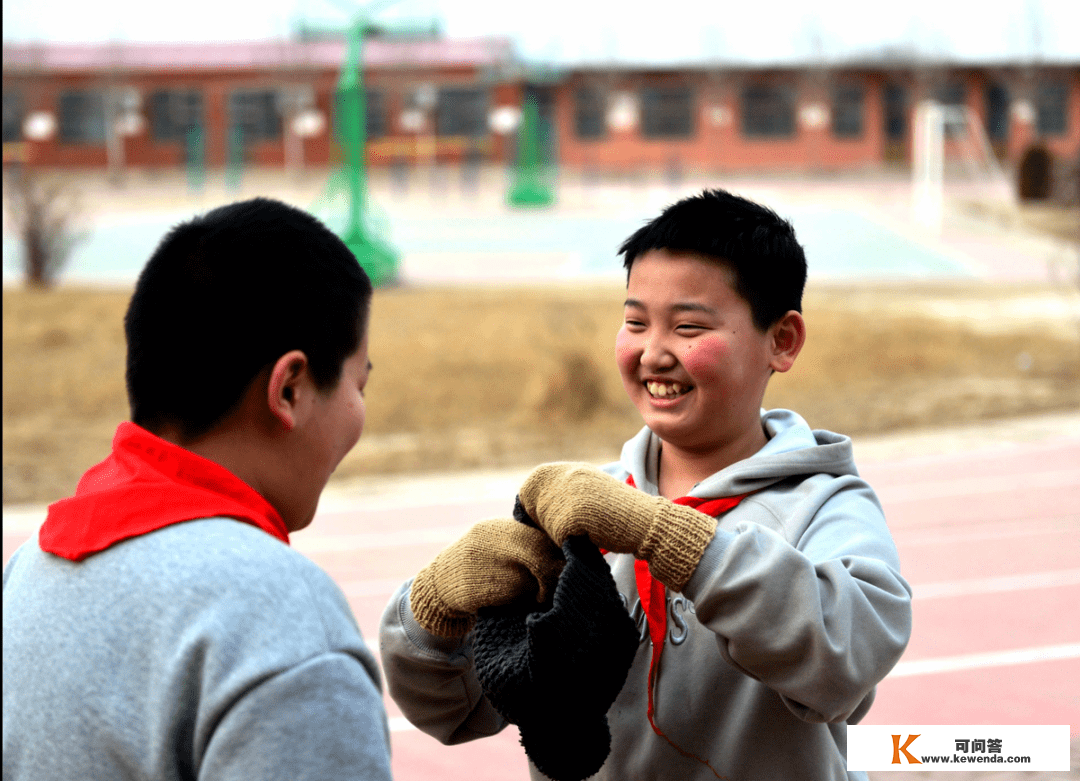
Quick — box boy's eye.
[676,324,705,333]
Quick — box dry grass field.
[4,281,1079,506]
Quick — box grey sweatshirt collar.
[617,408,859,499]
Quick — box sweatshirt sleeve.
[378,580,509,744]
[681,475,912,725]
[199,651,392,781]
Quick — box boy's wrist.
[409,566,475,638]
[640,502,718,592]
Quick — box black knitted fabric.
[473,498,639,781]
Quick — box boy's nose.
[639,335,678,371]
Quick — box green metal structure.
[507,96,555,207]
[185,127,204,193]
[332,6,400,286]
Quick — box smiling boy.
[3,198,394,781]
[380,189,912,780]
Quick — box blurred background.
[3,1,1080,778]
[4,0,1079,501]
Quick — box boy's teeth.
[647,381,687,397]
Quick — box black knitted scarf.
[473,498,639,781]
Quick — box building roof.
[1,37,516,73]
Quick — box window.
[935,80,967,139]
[1036,81,1068,136]
[640,86,694,139]
[3,91,24,142]
[149,90,203,142]
[435,88,488,137]
[935,80,966,106]
[366,89,386,139]
[58,90,106,144]
[883,83,907,141]
[741,84,795,138]
[984,83,1010,141]
[229,90,282,142]
[574,87,606,140]
[831,84,864,138]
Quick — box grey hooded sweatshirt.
[3,518,393,781]
[379,409,912,781]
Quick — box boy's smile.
[644,379,692,399]
[616,249,799,466]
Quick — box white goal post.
[912,99,1013,232]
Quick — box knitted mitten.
[518,462,717,592]
[473,499,639,781]
[410,518,565,638]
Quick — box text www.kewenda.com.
[919,754,1033,764]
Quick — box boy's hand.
[518,462,717,592]
[409,518,565,638]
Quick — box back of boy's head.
[618,189,806,331]
[125,197,372,440]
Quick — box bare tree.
[4,163,85,288]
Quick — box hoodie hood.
[611,409,859,499]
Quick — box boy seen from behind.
[380,189,913,781]
[4,198,394,780]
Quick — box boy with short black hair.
[380,189,912,780]
[4,198,393,780]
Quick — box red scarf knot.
[39,422,289,561]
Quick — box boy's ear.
[768,310,806,373]
[267,350,311,431]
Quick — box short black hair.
[618,189,806,331]
[125,197,372,440]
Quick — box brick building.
[3,38,1078,180]
[1,37,520,170]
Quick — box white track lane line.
[913,568,1080,600]
[889,643,1080,678]
[876,469,1080,504]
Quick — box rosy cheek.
[614,327,639,373]
[681,334,725,378]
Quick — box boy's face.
[289,333,371,531]
[615,250,778,455]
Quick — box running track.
[3,420,1078,778]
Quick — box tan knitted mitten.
[409,518,565,638]
[517,462,717,592]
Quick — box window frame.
[149,89,205,143]
[740,83,796,139]
[435,87,489,138]
[228,89,283,143]
[639,85,695,140]
[1035,81,1068,136]
[574,86,607,140]
[831,83,865,139]
[57,89,106,145]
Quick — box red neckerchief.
[625,475,749,748]
[39,422,289,561]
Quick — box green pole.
[186,126,204,193]
[508,95,554,207]
[334,14,399,286]
[339,18,366,237]
[227,123,244,191]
